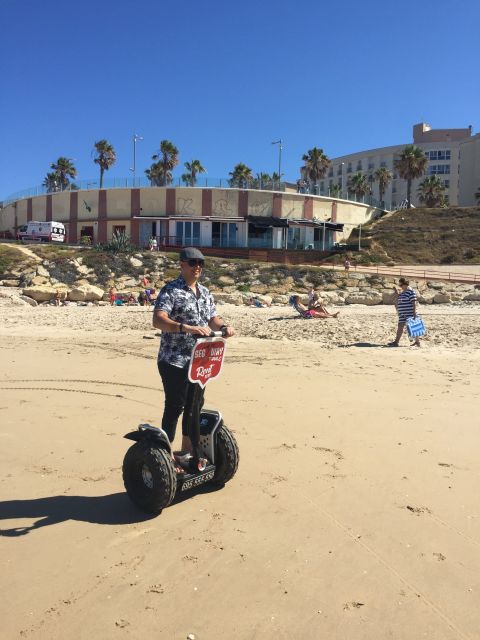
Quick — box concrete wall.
[0,187,380,243]
[459,134,480,207]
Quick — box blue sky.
[1,0,479,199]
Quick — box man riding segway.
[152,247,235,470]
[122,248,239,514]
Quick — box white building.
[313,123,478,208]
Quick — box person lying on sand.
[290,295,339,319]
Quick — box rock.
[76,264,91,275]
[36,265,50,278]
[418,292,435,304]
[212,292,244,305]
[19,295,38,307]
[381,290,397,305]
[272,294,289,304]
[433,292,451,304]
[31,276,49,286]
[218,275,236,286]
[129,257,143,268]
[345,290,382,305]
[463,292,480,301]
[22,285,59,302]
[68,284,105,302]
[427,281,444,290]
[249,284,269,294]
[2,280,20,287]
[321,291,343,305]
[122,278,138,287]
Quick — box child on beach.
[109,286,117,306]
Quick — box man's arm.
[208,315,235,338]
[153,310,211,336]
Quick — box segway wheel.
[122,442,176,514]
[212,424,239,486]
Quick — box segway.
[122,332,239,514]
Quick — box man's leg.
[158,361,189,443]
[391,321,405,346]
[181,382,206,455]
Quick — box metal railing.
[2,176,288,206]
[3,177,390,210]
[323,263,480,284]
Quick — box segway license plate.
[188,337,226,389]
[178,464,216,492]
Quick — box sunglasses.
[187,259,205,267]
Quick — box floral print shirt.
[154,276,217,368]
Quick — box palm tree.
[229,163,253,188]
[417,176,446,207]
[329,184,342,198]
[151,140,179,186]
[373,167,393,207]
[93,139,116,188]
[348,172,370,200]
[271,172,281,189]
[182,159,206,186]
[394,145,428,206]
[145,161,167,186]
[302,147,330,192]
[254,172,272,189]
[50,157,77,190]
[43,172,60,193]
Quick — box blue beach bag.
[406,316,426,338]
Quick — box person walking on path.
[388,277,421,347]
[344,257,351,272]
[153,247,235,467]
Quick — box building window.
[347,162,352,173]
[328,168,333,177]
[113,225,126,235]
[356,161,362,171]
[337,166,342,176]
[176,221,200,246]
[380,161,387,168]
[425,150,451,160]
[443,179,450,188]
[428,165,450,175]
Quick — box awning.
[288,219,344,231]
[247,215,289,228]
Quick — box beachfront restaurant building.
[1,184,381,255]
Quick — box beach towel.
[406,316,426,338]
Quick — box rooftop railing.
[2,177,389,211]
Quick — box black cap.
[179,247,205,261]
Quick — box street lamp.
[271,139,283,188]
[130,134,143,184]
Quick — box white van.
[17,221,66,243]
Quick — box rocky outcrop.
[22,285,63,302]
[68,284,105,302]
[345,290,382,305]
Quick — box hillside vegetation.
[355,206,480,264]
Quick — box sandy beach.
[1,301,480,639]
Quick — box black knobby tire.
[122,442,176,514]
[212,424,240,486]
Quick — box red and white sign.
[188,337,227,389]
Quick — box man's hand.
[222,326,235,338]
[185,324,212,336]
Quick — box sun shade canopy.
[248,216,343,231]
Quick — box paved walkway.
[323,263,480,284]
